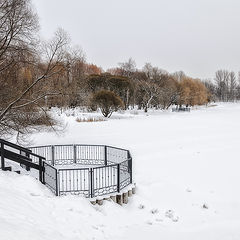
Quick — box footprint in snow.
[172,216,179,222]
[202,203,209,209]
[165,210,174,218]
[138,204,145,209]
[165,210,179,222]
[30,193,40,197]
[146,221,153,225]
[150,208,159,214]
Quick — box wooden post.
[123,192,128,204]
[26,152,30,171]
[110,195,117,203]
[116,194,122,205]
[42,161,45,184]
[90,199,96,205]
[97,199,103,205]
[128,189,133,197]
[1,142,5,169]
[39,158,43,183]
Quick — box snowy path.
[1,103,240,240]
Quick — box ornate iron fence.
[172,107,191,112]
[29,145,132,198]
[43,161,58,196]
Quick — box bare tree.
[136,64,166,112]
[215,70,230,101]
[229,71,236,101]
[172,71,186,82]
[116,58,136,108]
[118,57,136,78]
[158,77,179,109]
[0,0,38,74]
[236,72,240,100]
[0,28,70,138]
[203,80,217,102]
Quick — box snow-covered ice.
[1,103,240,240]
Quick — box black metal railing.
[29,145,106,166]
[29,144,133,198]
[58,167,90,197]
[43,161,58,195]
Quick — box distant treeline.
[43,59,240,112]
[203,70,240,102]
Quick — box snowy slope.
[1,103,240,240]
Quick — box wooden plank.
[0,149,40,170]
[0,139,32,153]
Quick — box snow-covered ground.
[1,103,240,240]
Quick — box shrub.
[90,90,124,118]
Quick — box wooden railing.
[0,139,45,183]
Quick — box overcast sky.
[32,0,240,79]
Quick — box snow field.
[1,103,240,239]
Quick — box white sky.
[32,0,240,79]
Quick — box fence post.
[42,161,45,184]
[127,150,131,171]
[26,152,30,171]
[90,168,94,198]
[117,164,120,192]
[129,158,132,184]
[39,157,43,183]
[73,144,77,163]
[19,150,30,171]
[1,142,5,169]
[104,146,107,166]
[56,170,59,196]
[51,145,55,166]
[127,151,132,184]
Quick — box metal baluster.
[51,145,54,166]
